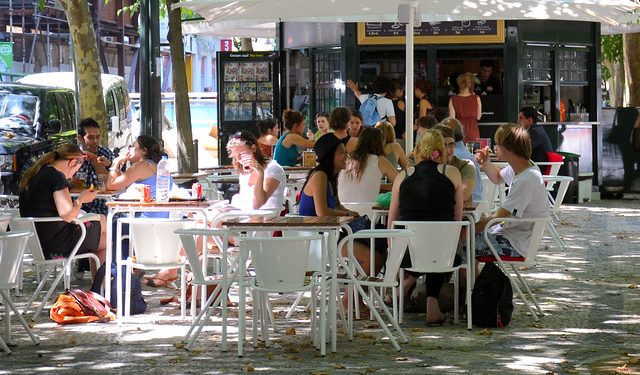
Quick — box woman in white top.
[338,127,398,203]
[227,131,286,212]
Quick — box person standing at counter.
[449,72,482,142]
[414,79,435,120]
[389,79,406,141]
[346,76,396,126]
[475,59,502,95]
[518,106,553,162]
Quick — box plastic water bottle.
[155,156,170,203]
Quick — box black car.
[0,83,77,194]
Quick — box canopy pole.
[404,2,417,154]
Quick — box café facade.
[279,20,602,193]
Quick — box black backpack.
[90,264,147,315]
[471,262,514,328]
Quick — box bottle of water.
[155,156,170,203]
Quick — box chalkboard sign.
[358,20,504,45]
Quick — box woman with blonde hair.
[375,120,408,170]
[448,72,482,142]
[19,144,106,278]
[387,129,463,325]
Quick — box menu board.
[358,20,504,45]
[222,59,273,121]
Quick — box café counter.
[478,121,600,177]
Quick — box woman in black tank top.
[387,129,463,325]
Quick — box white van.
[18,72,132,151]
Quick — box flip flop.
[143,276,178,290]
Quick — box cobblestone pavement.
[1,196,639,374]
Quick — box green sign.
[0,42,14,73]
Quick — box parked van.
[18,72,132,151]
[0,83,77,193]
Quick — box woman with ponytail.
[19,144,106,277]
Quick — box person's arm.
[346,80,363,99]
[394,143,408,170]
[53,188,97,222]
[475,146,503,185]
[444,166,464,221]
[419,98,432,118]
[448,98,456,119]
[246,162,282,209]
[387,170,406,228]
[378,156,398,183]
[306,171,353,217]
[475,207,510,233]
[284,133,315,149]
[476,95,482,120]
[107,161,149,191]
[460,160,477,203]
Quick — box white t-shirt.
[338,154,382,203]
[358,94,395,121]
[492,164,549,258]
[232,159,286,211]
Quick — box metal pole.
[9,0,13,43]
[405,2,416,153]
[139,0,161,139]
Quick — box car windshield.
[0,92,38,136]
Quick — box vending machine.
[217,51,280,164]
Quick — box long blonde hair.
[414,129,446,164]
[20,144,83,191]
[375,120,396,145]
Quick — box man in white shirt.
[474,123,549,260]
[346,76,396,126]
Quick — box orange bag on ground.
[50,289,115,324]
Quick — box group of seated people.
[19,105,549,325]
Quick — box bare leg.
[426,296,446,324]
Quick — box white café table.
[221,215,353,355]
[104,199,222,322]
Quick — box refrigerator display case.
[217,51,280,164]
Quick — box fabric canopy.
[176,0,639,27]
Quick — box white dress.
[231,159,286,211]
[338,154,382,203]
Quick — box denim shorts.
[474,232,525,262]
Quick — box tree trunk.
[59,0,107,145]
[612,61,625,107]
[240,38,254,51]
[623,32,640,106]
[166,0,196,173]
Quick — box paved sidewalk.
[1,196,640,374]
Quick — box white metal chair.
[482,217,549,322]
[341,202,376,220]
[0,231,39,354]
[336,229,413,351]
[237,234,326,357]
[10,214,102,319]
[124,218,193,319]
[175,228,232,351]
[393,221,471,328]
[541,175,573,250]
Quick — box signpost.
[0,42,14,73]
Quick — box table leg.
[328,230,337,353]
[105,210,115,303]
[116,216,124,324]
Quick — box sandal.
[143,276,178,290]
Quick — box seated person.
[338,127,397,203]
[256,118,280,158]
[312,112,331,140]
[76,117,114,216]
[474,123,549,261]
[107,135,174,287]
[348,111,364,138]
[432,124,477,207]
[329,107,358,153]
[414,114,438,148]
[440,118,483,202]
[227,131,286,211]
[19,144,106,278]
[274,109,315,167]
[387,130,463,325]
[518,106,553,162]
[375,120,408,170]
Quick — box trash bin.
[558,151,580,204]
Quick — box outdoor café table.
[221,215,353,354]
[370,202,478,330]
[70,189,122,201]
[104,199,219,323]
[171,171,211,185]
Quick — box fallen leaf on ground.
[396,357,408,361]
[333,364,346,369]
[285,327,296,335]
[244,364,255,372]
[478,329,492,336]
[629,357,639,364]
[628,284,638,289]
[363,323,379,329]
[174,342,185,349]
[616,364,629,373]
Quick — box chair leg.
[4,300,10,344]
[546,222,565,251]
[371,286,408,343]
[0,290,39,346]
[265,297,277,333]
[0,335,10,354]
[184,284,226,351]
[251,290,259,348]
[180,265,186,319]
[399,269,404,324]
[453,270,459,324]
[494,262,539,322]
[22,265,54,315]
[261,292,271,348]
[285,292,305,319]
[238,276,246,357]
[354,283,401,350]
[125,264,132,319]
[511,265,543,316]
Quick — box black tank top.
[398,160,455,221]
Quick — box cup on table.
[96,174,108,192]
[71,172,87,190]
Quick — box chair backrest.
[393,221,466,273]
[175,228,229,283]
[0,231,32,288]
[0,213,13,232]
[283,214,325,271]
[10,217,46,263]
[240,235,322,292]
[128,218,193,265]
[542,175,573,212]
[520,218,548,262]
[342,202,376,220]
[544,152,565,175]
[476,175,498,216]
